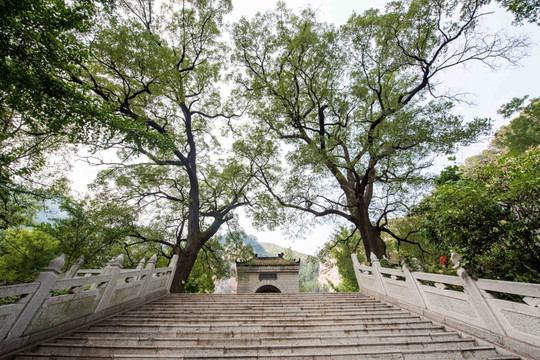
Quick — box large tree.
[72,0,260,292]
[232,0,526,260]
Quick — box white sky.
[70,0,540,256]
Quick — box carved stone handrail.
[0,253,179,357]
[351,252,540,359]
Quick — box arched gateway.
[255,285,281,293]
[236,254,300,293]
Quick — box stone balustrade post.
[140,254,157,297]
[59,256,85,279]
[7,254,65,340]
[129,258,146,282]
[350,254,364,291]
[166,254,179,292]
[451,252,506,335]
[401,260,427,309]
[94,254,124,312]
[135,258,146,271]
[370,253,387,296]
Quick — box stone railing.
[0,253,178,357]
[352,252,540,359]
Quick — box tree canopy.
[232,0,526,261]
[0,0,537,292]
[403,96,540,282]
[69,0,265,292]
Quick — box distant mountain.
[258,242,308,261]
[240,236,308,260]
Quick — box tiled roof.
[236,256,300,266]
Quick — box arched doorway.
[255,285,281,293]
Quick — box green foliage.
[496,96,540,154]
[435,165,461,186]
[0,229,60,285]
[36,196,143,269]
[231,0,520,259]
[414,148,540,283]
[318,227,366,292]
[491,0,540,24]
[298,257,328,293]
[184,236,254,293]
[0,0,113,230]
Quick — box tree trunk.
[169,104,202,294]
[352,198,386,262]
[169,243,199,293]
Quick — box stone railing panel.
[476,278,540,298]
[0,283,40,340]
[411,271,464,286]
[417,283,480,325]
[380,277,411,304]
[351,252,540,359]
[488,298,540,347]
[54,274,111,290]
[24,288,103,335]
[0,253,179,358]
[377,266,411,303]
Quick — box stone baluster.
[7,254,65,340]
[370,253,388,296]
[59,256,85,279]
[350,254,364,291]
[136,258,146,271]
[166,254,179,292]
[132,257,146,282]
[94,254,124,312]
[401,260,427,309]
[140,255,157,297]
[451,252,506,335]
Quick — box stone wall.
[236,265,300,293]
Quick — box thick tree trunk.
[351,198,386,262]
[169,243,199,293]
[169,104,202,294]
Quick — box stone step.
[14,348,521,360]
[111,311,412,323]
[126,309,398,318]
[97,316,421,328]
[136,303,393,311]
[147,301,386,309]
[22,338,489,357]
[74,323,448,338]
[85,319,447,333]
[12,293,521,360]
[56,331,463,346]
[156,294,378,304]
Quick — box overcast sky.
[70,0,540,256]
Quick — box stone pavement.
[12,292,522,359]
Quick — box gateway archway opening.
[255,285,281,293]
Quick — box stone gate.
[235,254,300,293]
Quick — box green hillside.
[258,242,308,261]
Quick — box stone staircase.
[14,293,520,359]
